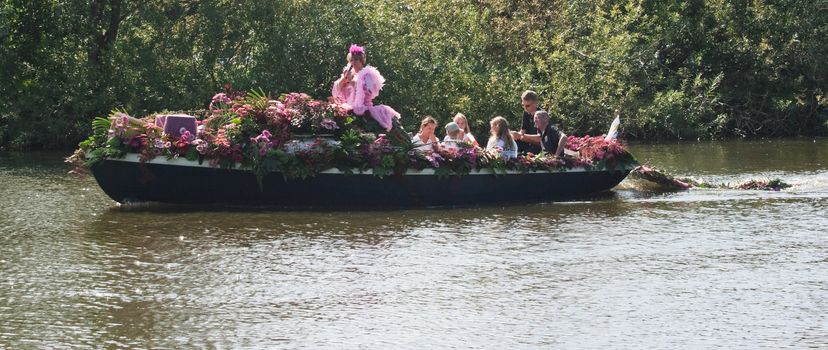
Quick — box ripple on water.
[1,148,828,348]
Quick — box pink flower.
[349,44,365,55]
[179,128,195,141]
[250,130,276,157]
[210,93,232,111]
[212,93,230,103]
[194,139,208,155]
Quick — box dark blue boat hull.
[91,158,632,208]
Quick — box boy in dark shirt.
[517,90,542,154]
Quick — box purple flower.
[180,129,195,141]
[250,130,276,157]
[425,153,444,168]
[194,140,208,155]
[115,112,130,125]
[251,130,273,144]
[320,118,339,130]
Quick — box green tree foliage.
[1,0,826,149]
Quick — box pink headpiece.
[349,44,365,55]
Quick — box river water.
[1,139,827,349]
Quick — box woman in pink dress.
[332,45,401,132]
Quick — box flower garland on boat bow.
[68,90,638,182]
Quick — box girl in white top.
[453,113,479,147]
[411,116,439,152]
[486,116,518,159]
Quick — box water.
[1,139,827,349]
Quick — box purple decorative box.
[159,114,197,138]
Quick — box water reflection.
[629,138,828,174]
[1,142,828,348]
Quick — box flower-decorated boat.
[68,90,639,208]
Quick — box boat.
[71,91,639,208]
[90,153,635,208]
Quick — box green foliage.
[243,89,271,111]
[68,116,127,169]
[3,0,827,150]
[91,117,112,140]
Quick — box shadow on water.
[105,189,622,213]
[87,190,632,236]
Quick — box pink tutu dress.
[332,66,400,131]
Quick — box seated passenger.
[442,122,464,151]
[486,116,518,159]
[412,116,439,152]
[452,113,479,147]
[512,110,566,157]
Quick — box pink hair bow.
[349,44,365,55]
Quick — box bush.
[2,0,826,150]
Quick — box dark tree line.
[1,0,826,150]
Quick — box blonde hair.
[453,113,471,134]
[419,116,438,133]
[489,116,515,151]
[346,51,366,65]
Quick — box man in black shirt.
[517,90,542,154]
[513,110,567,157]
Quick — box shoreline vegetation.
[2,1,827,151]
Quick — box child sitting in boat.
[412,116,439,152]
[453,113,479,147]
[486,116,518,159]
[442,122,464,151]
[331,44,400,132]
